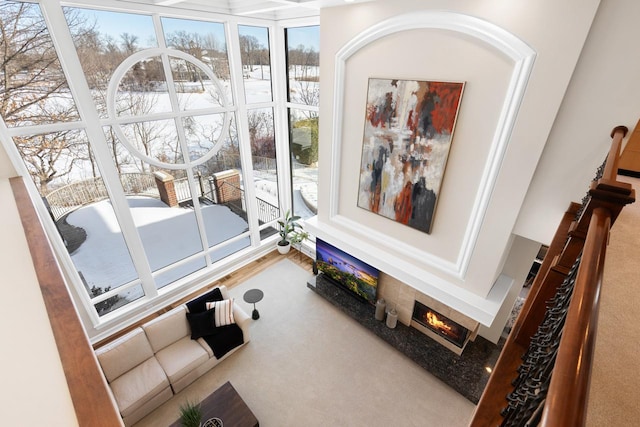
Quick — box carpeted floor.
[134,177,639,426]
[134,258,474,427]
[586,175,640,426]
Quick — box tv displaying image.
[315,238,379,305]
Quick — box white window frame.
[0,0,309,339]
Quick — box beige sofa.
[95,285,251,426]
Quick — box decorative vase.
[277,241,291,254]
[375,298,386,321]
[386,308,398,329]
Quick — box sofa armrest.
[233,302,251,343]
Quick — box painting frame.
[357,78,465,234]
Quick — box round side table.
[243,289,264,320]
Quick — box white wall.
[0,139,16,179]
[0,179,78,426]
[311,0,600,327]
[515,0,640,240]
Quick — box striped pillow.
[206,299,235,327]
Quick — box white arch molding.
[327,10,536,280]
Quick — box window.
[285,26,319,220]
[238,25,280,240]
[0,2,291,324]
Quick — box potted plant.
[277,209,301,254]
[179,400,202,427]
[289,229,309,247]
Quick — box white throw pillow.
[206,299,235,327]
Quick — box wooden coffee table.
[170,382,259,427]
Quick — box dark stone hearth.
[307,274,504,404]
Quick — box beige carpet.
[586,175,640,426]
[134,258,474,427]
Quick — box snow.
[67,196,250,298]
[36,64,319,302]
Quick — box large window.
[238,25,280,241]
[285,26,319,220]
[0,1,296,326]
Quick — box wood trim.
[541,207,610,426]
[10,177,123,427]
[511,202,581,347]
[471,127,636,426]
[469,203,578,426]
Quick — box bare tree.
[166,30,209,91]
[0,2,78,126]
[286,44,319,107]
[0,3,100,193]
[239,34,261,74]
[202,33,229,80]
[117,91,168,172]
[120,32,138,55]
[248,109,275,158]
[14,130,89,193]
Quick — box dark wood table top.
[170,382,259,427]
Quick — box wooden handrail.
[471,126,635,426]
[541,207,609,426]
[10,177,123,427]
[470,203,579,426]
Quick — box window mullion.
[226,20,260,247]
[39,1,158,307]
[153,14,213,265]
[272,23,293,214]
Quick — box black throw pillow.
[186,287,223,313]
[186,308,216,340]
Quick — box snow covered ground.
[58,66,319,303]
[67,196,250,300]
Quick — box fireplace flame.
[426,311,453,333]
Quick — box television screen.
[315,238,379,305]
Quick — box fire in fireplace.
[412,301,470,348]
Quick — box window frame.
[0,0,318,340]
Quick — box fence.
[212,180,280,225]
[46,173,158,220]
[46,167,280,225]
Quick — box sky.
[69,7,319,51]
[286,25,320,51]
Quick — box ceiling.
[127,0,373,20]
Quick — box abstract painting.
[357,78,464,234]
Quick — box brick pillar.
[154,171,178,207]
[213,169,241,203]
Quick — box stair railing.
[471,126,635,426]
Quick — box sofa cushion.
[207,299,235,327]
[154,336,209,385]
[186,308,217,339]
[143,306,190,353]
[186,287,223,313]
[96,328,154,383]
[109,357,170,418]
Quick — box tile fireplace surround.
[307,273,503,403]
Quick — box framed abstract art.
[357,78,464,234]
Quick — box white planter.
[277,242,291,254]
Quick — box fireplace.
[411,300,477,354]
